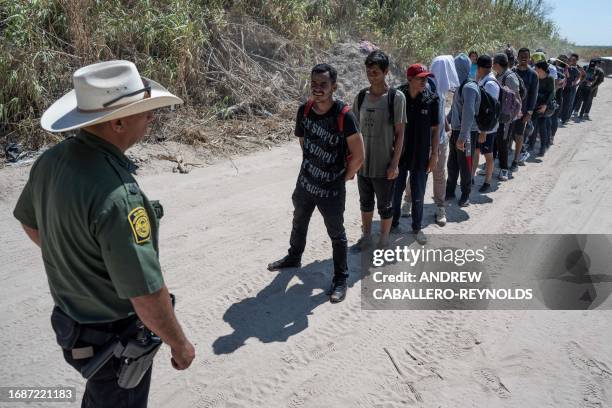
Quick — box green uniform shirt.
[13,130,164,323]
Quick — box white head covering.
[430,55,460,97]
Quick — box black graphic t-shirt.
[294,100,359,198]
[398,86,439,171]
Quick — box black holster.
[115,334,162,389]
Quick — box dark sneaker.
[267,256,301,271]
[510,162,519,172]
[458,193,470,207]
[390,224,403,234]
[478,182,491,193]
[352,234,372,252]
[330,281,347,303]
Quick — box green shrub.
[1,0,575,151]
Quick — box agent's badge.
[128,207,151,244]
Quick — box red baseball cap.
[406,64,434,78]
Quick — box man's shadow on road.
[212,253,367,355]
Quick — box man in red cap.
[392,64,440,244]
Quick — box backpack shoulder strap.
[336,101,352,134]
[480,75,499,87]
[458,79,472,97]
[500,69,511,86]
[421,87,438,104]
[357,88,368,112]
[388,87,397,124]
[303,99,315,118]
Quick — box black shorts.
[476,132,496,154]
[357,175,395,219]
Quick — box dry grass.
[1,0,576,161]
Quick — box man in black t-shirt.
[268,63,365,304]
[392,64,440,244]
[561,53,583,123]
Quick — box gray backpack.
[498,70,522,123]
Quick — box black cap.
[534,61,549,71]
[477,54,493,68]
[494,53,509,67]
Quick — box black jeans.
[579,86,595,116]
[446,130,475,197]
[392,163,428,231]
[529,115,550,154]
[551,88,563,138]
[561,86,577,122]
[495,122,511,170]
[573,86,584,113]
[52,315,152,408]
[288,184,348,282]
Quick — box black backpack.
[356,87,397,125]
[459,78,500,132]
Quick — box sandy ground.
[1,81,612,408]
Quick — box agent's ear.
[109,118,125,133]
[332,82,338,93]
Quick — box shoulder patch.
[128,207,151,244]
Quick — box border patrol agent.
[13,61,195,407]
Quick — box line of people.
[268,47,605,304]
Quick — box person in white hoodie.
[429,55,459,225]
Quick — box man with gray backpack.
[493,52,523,181]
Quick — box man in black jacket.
[392,64,439,245]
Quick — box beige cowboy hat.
[41,60,183,132]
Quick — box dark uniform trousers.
[579,86,595,116]
[287,184,348,283]
[561,85,577,122]
[54,317,152,408]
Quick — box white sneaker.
[498,169,509,181]
[477,168,487,176]
[519,151,530,162]
[435,206,447,226]
[401,201,411,217]
[414,230,428,245]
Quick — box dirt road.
[1,82,611,407]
